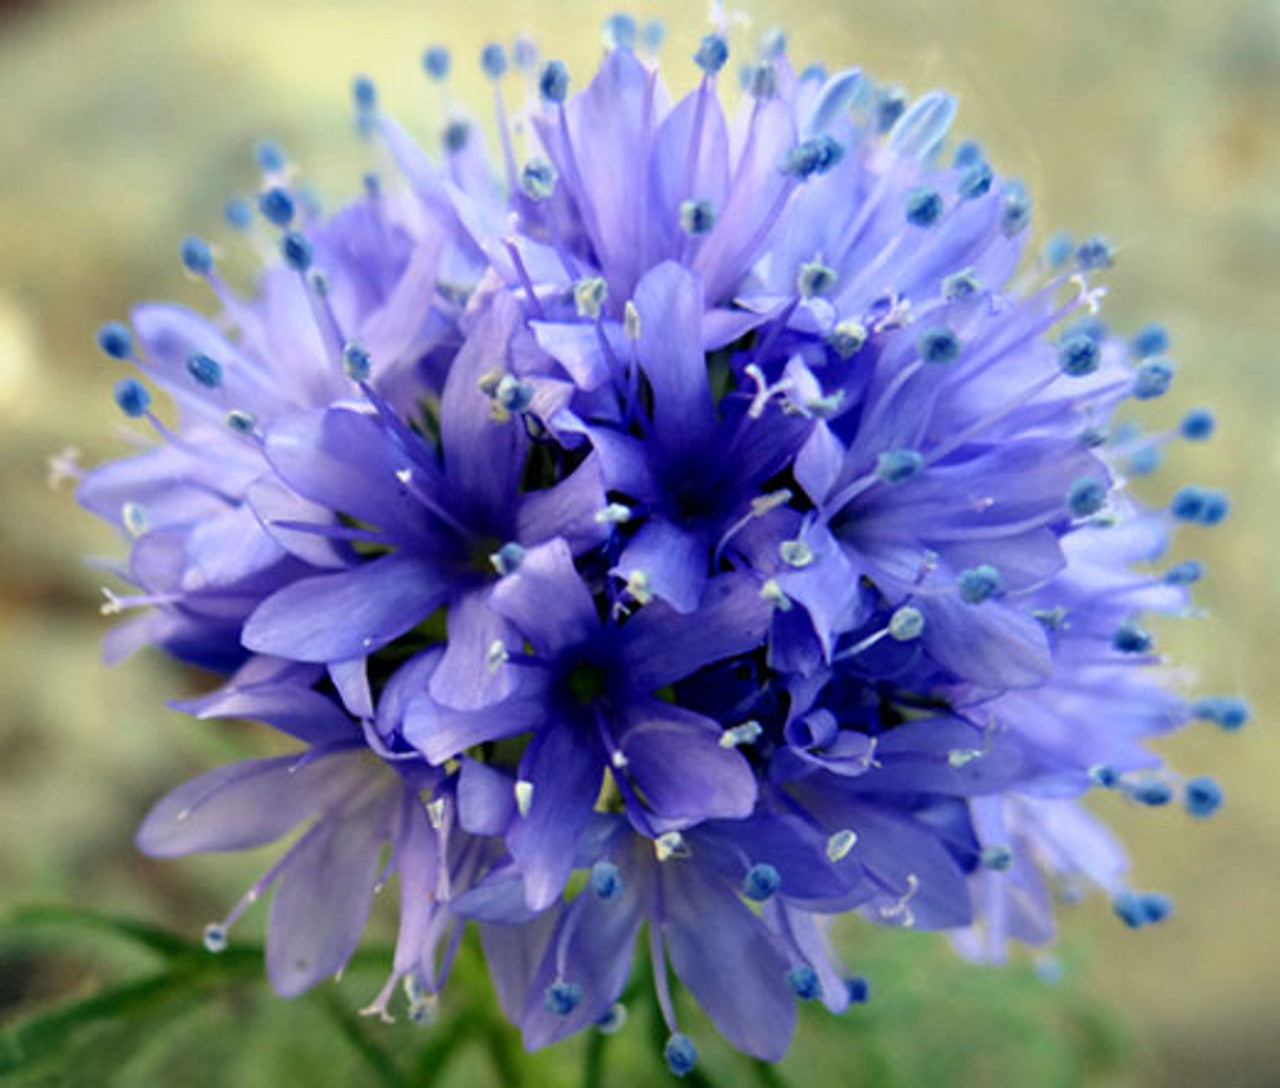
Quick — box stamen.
[514,779,534,818]
[760,578,792,611]
[590,860,623,899]
[654,831,688,861]
[719,720,763,748]
[827,828,858,861]
[1183,776,1223,818]
[96,321,133,361]
[664,1034,698,1078]
[786,964,822,1001]
[743,862,781,902]
[544,979,584,1016]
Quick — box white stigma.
[426,797,447,830]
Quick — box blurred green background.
[1,1,1278,1085]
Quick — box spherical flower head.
[75,19,1239,1071]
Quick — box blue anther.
[1076,235,1114,271]
[254,139,287,173]
[1180,408,1215,441]
[1131,323,1169,358]
[521,159,557,201]
[876,449,925,484]
[1066,476,1108,517]
[1170,486,1230,526]
[186,352,223,389]
[918,326,961,364]
[874,86,906,132]
[746,62,779,100]
[942,267,980,300]
[443,120,471,153]
[1183,776,1223,819]
[958,564,1002,604]
[1058,332,1100,377]
[1126,777,1173,806]
[113,378,151,418]
[1133,357,1174,400]
[1089,764,1120,788]
[787,964,823,1001]
[590,860,623,899]
[180,236,213,276]
[223,197,253,232]
[1163,560,1203,586]
[798,260,838,297]
[280,230,313,272]
[96,321,133,360]
[491,541,527,575]
[257,186,295,228]
[1192,695,1249,731]
[1114,890,1171,928]
[952,139,983,167]
[781,135,845,179]
[422,46,451,81]
[342,342,372,382]
[664,1034,698,1077]
[352,75,378,113]
[694,33,729,75]
[679,199,716,236]
[512,36,538,70]
[846,976,871,1004]
[641,19,666,52]
[905,186,944,227]
[539,60,570,103]
[1000,179,1031,235]
[1044,231,1074,269]
[957,160,993,200]
[544,980,584,1016]
[603,13,637,49]
[743,862,782,903]
[480,42,508,78]
[1113,621,1154,654]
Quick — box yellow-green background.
[1,1,1277,1085]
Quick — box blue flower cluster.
[78,17,1245,1071]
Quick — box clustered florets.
[75,14,1244,1072]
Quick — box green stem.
[581,1027,609,1088]
[484,1017,525,1086]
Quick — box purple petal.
[619,701,756,826]
[632,262,714,451]
[403,674,550,765]
[266,789,397,996]
[614,518,708,614]
[624,573,772,690]
[242,554,451,663]
[490,538,599,654]
[430,589,519,710]
[135,751,371,857]
[515,454,609,555]
[508,724,604,911]
[663,865,796,1061]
